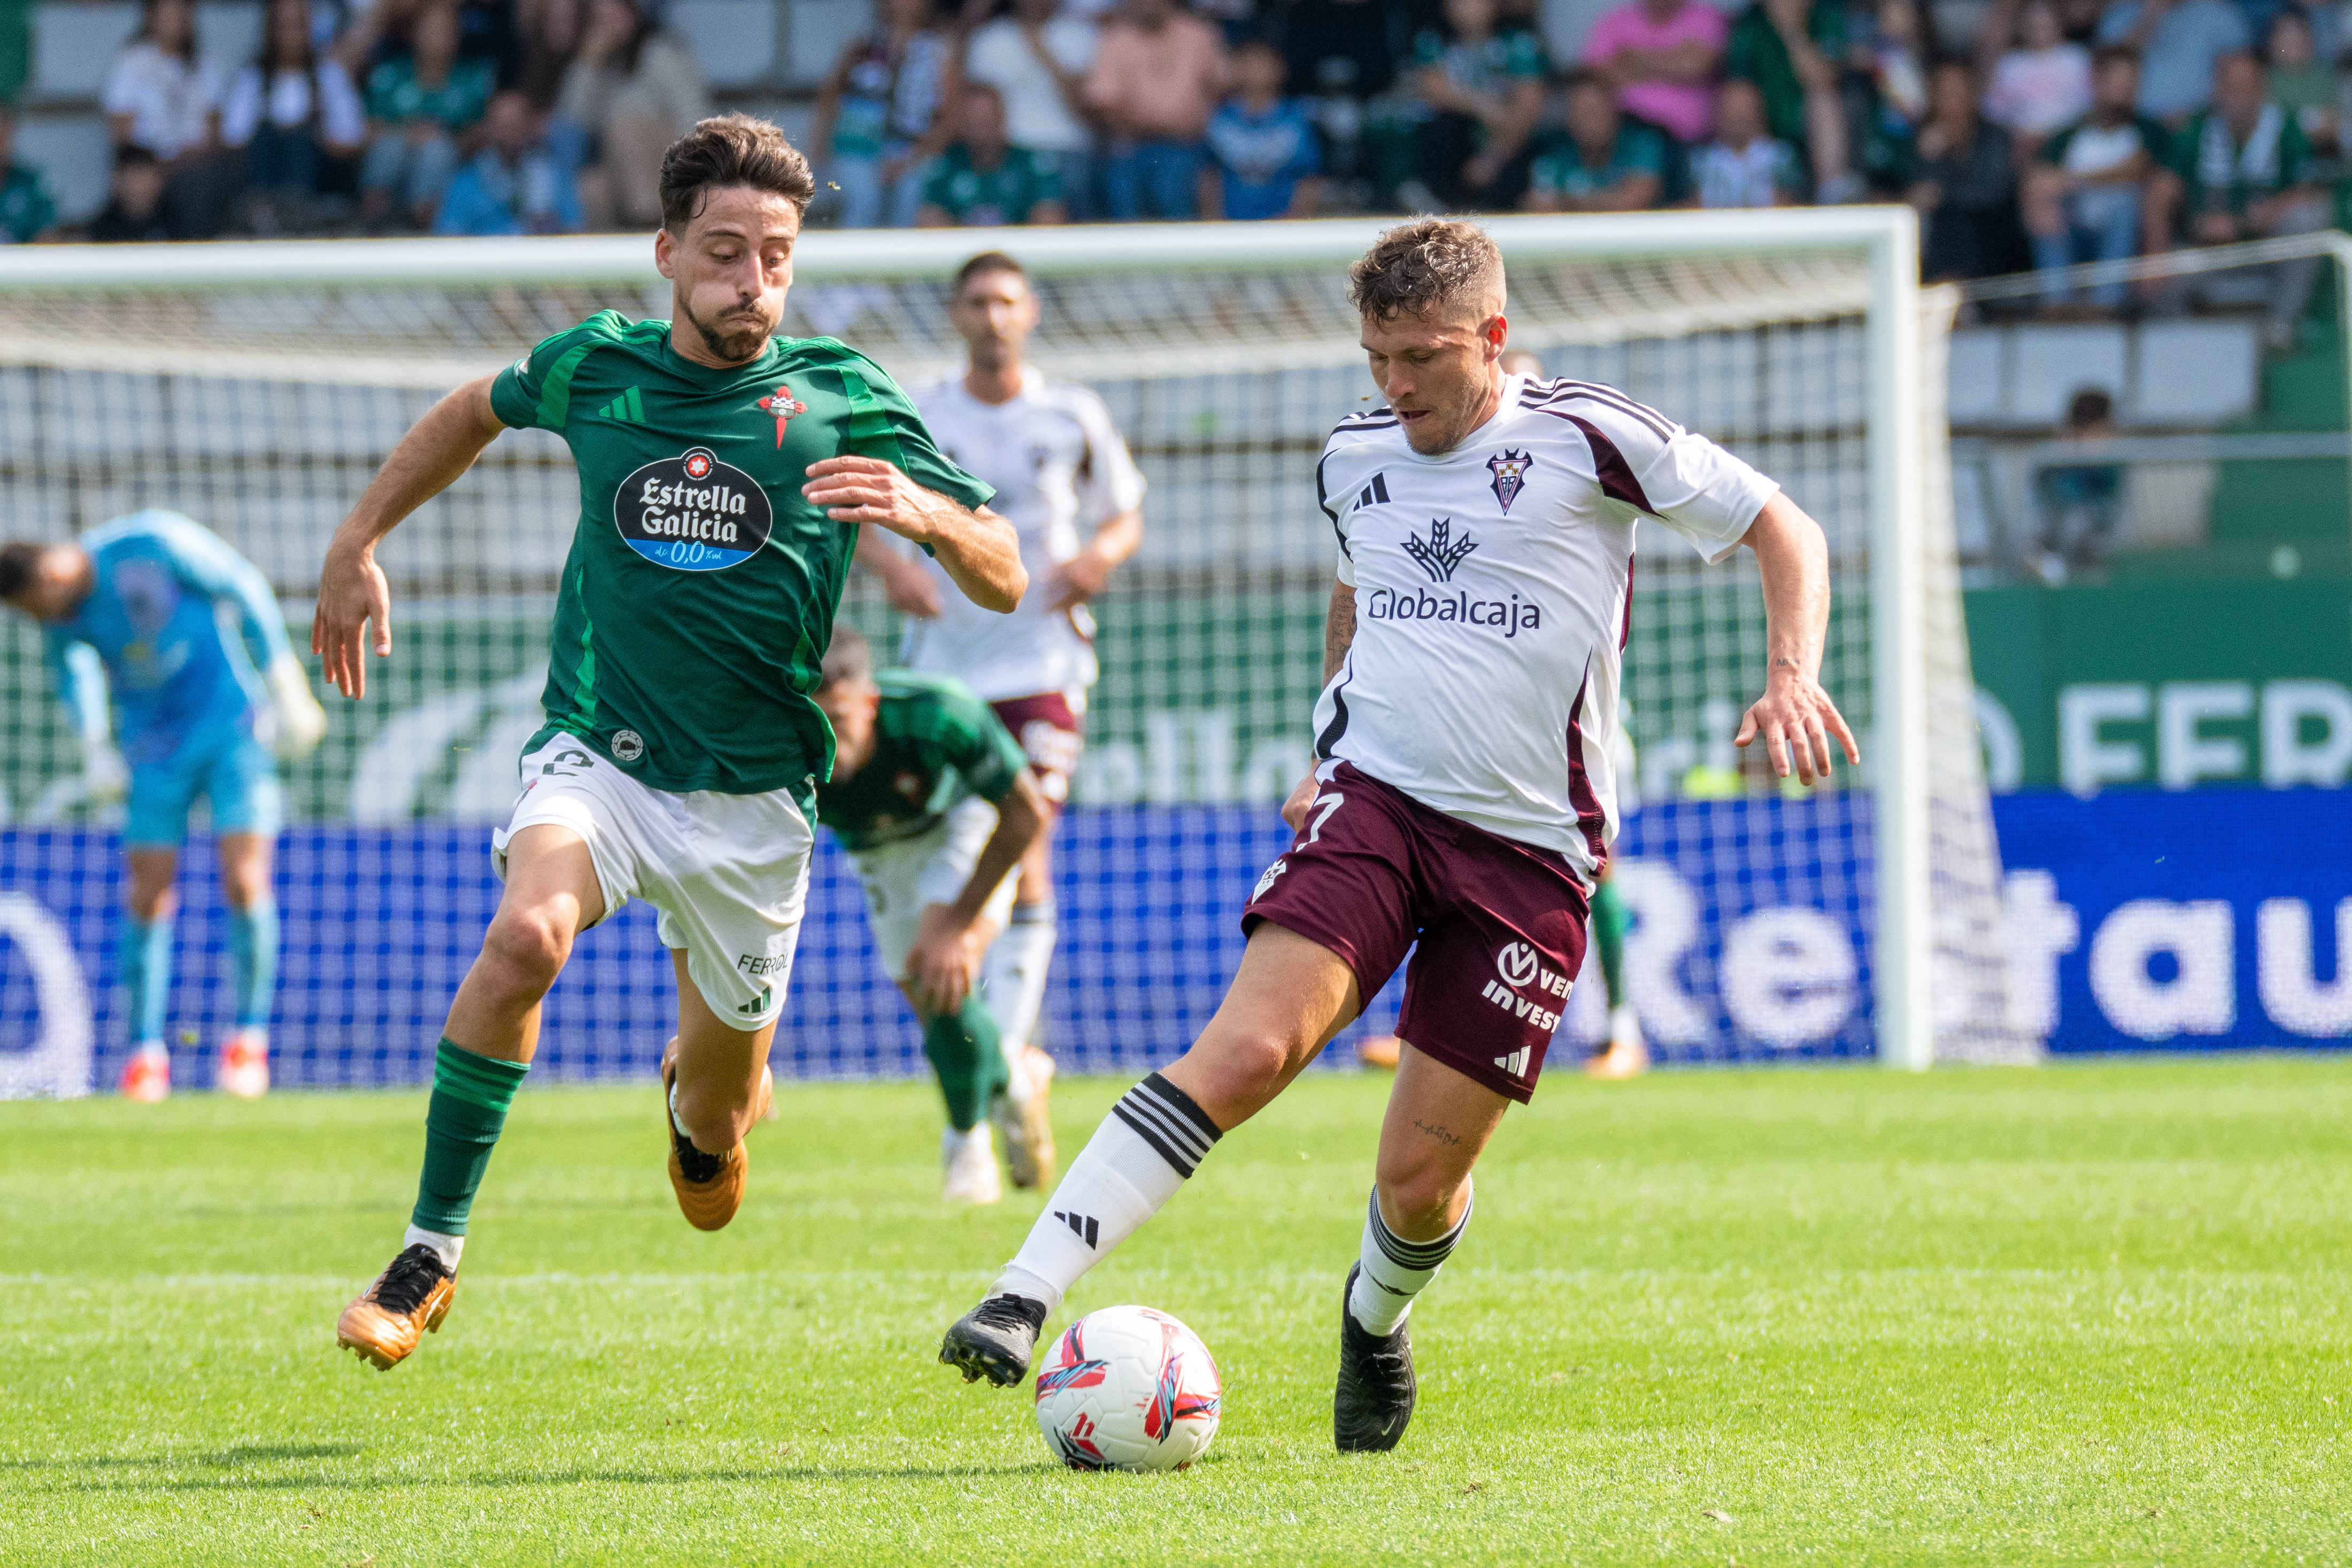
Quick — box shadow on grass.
[44,1461,1049,1493]
[3,1443,364,1473]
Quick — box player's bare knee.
[1185,1024,1295,1114]
[477,906,572,999]
[1373,1165,1466,1240]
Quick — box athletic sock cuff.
[1009,901,1057,926]
[432,1038,530,1114]
[1366,1186,1472,1270]
[1111,1072,1222,1179]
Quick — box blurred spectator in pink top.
[1084,0,1229,218]
[1580,0,1729,144]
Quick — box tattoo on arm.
[1411,1118,1461,1147]
[1324,584,1356,683]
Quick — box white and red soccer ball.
[1032,1305,1221,1472]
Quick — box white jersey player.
[940,220,1859,1455]
[859,250,1147,1068]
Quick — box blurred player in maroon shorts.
[939,219,1857,1453]
[862,251,1147,1117]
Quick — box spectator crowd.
[0,0,2345,309]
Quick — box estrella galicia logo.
[614,446,773,571]
[1402,518,1478,582]
[1487,449,1533,513]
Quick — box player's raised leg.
[661,948,779,1232]
[939,922,1362,1384]
[119,846,180,1101]
[1338,1044,1508,1453]
[335,825,601,1370]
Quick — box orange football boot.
[659,1038,765,1231]
[336,1243,456,1370]
[120,1046,171,1101]
[1356,1035,1402,1072]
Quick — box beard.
[683,297,777,365]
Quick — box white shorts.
[493,734,814,1031]
[848,795,1019,982]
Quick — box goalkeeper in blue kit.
[1,512,326,1100]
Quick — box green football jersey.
[816,671,1029,853]
[490,311,993,797]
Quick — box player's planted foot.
[1335,1262,1418,1453]
[942,1124,1004,1206]
[662,1040,750,1232]
[119,1044,170,1102]
[216,1029,269,1098]
[336,1242,456,1370]
[1585,1005,1649,1080]
[940,1292,1049,1386]
[992,1044,1056,1190]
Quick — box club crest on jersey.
[757,385,807,447]
[614,445,774,571]
[1402,518,1478,583]
[1487,449,1533,512]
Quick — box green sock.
[410,1039,531,1235]
[1592,877,1631,1010]
[922,997,1009,1133]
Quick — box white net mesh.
[0,218,2020,1087]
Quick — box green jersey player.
[809,630,1052,1207]
[314,115,1025,1373]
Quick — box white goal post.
[0,210,2017,1079]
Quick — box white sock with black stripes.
[991,1070,1222,1315]
[1347,1184,1473,1336]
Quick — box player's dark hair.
[953,250,1027,294]
[2066,387,2114,428]
[0,542,45,603]
[819,627,874,690]
[1348,219,1506,325]
[658,113,817,231]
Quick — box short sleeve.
[319,60,367,146]
[1625,126,1667,174]
[1071,389,1146,521]
[489,313,622,431]
[1316,441,1358,583]
[835,352,996,512]
[100,52,144,118]
[922,158,956,211]
[1557,396,1777,562]
[936,687,1029,802]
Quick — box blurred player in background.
[811,630,1054,1205]
[940,220,1855,1452]
[859,250,1146,1080]
[1358,345,1648,1080]
[312,115,1022,1372]
[0,512,326,1102]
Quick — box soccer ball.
[1032,1305,1222,1472]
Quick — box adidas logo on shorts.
[1492,1047,1530,1078]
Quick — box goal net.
[0,213,2022,1093]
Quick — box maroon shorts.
[991,692,1083,806]
[1241,762,1590,1103]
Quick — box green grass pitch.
[4,1058,2349,1565]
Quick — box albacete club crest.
[1487,449,1533,513]
[757,385,808,447]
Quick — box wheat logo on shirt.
[613,445,774,571]
[1487,449,1533,512]
[1402,519,1478,583]
[757,385,807,447]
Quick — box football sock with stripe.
[992,1071,1221,1315]
[228,900,279,1029]
[980,900,1057,1049]
[1591,877,1630,1010]
[409,1039,530,1242]
[923,995,1011,1133]
[120,913,173,1051]
[1347,1184,1474,1336]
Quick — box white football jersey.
[899,368,1147,703]
[1313,373,1778,882]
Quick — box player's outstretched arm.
[1281,577,1357,831]
[313,375,506,699]
[803,456,1027,613]
[1735,492,1861,784]
[907,769,1051,1014]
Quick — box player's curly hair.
[819,626,874,690]
[659,113,818,231]
[1347,220,1506,325]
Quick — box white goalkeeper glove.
[81,737,130,806]
[266,654,328,761]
